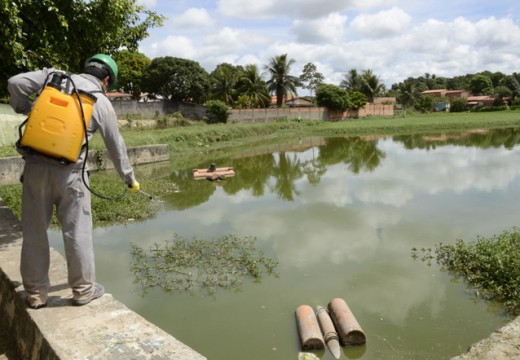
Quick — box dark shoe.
[72,284,105,306]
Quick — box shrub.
[416,94,435,113]
[450,97,468,112]
[477,106,507,112]
[416,228,520,316]
[315,84,350,112]
[155,112,192,129]
[204,100,230,124]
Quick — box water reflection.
[167,128,520,209]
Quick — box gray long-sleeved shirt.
[7,68,136,185]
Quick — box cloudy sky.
[136,0,520,89]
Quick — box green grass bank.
[2,109,520,226]
[3,110,520,159]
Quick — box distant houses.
[420,89,499,110]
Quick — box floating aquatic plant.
[130,234,278,296]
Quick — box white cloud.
[217,0,386,19]
[292,13,348,44]
[139,1,520,86]
[475,16,520,49]
[350,7,412,38]
[137,0,157,9]
[142,35,197,60]
[171,8,214,28]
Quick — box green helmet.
[84,53,118,91]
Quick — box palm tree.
[210,64,240,106]
[360,69,385,102]
[238,64,271,108]
[340,69,363,93]
[264,54,300,107]
[398,78,421,109]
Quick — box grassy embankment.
[2,110,520,225]
[3,110,520,159]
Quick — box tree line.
[3,0,520,114]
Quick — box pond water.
[49,129,520,359]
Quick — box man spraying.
[8,54,140,309]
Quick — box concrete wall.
[227,105,394,123]
[0,197,206,359]
[228,107,327,123]
[0,144,170,186]
[111,100,207,120]
[108,100,394,123]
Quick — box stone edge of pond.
[450,315,520,360]
[0,195,206,359]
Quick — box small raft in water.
[193,164,235,181]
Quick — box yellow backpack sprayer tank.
[18,73,97,163]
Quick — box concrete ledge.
[451,315,520,360]
[0,197,206,360]
[0,144,170,186]
[0,156,24,186]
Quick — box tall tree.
[360,69,385,102]
[340,69,363,93]
[264,54,300,107]
[0,0,164,97]
[113,50,151,100]
[299,62,324,96]
[238,64,270,108]
[141,57,210,103]
[505,75,520,101]
[209,63,242,106]
[469,74,494,95]
[394,78,421,109]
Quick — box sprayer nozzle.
[139,189,153,200]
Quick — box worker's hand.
[128,181,140,193]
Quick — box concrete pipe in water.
[328,297,366,346]
[295,304,325,350]
[316,305,341,359]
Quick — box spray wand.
[138,189,153,200]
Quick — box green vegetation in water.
[130,234,279,296]
[412,227,520,316]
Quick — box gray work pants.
[21,161,95,304]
